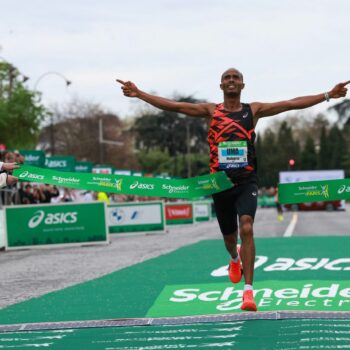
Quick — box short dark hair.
[221,68,244,82]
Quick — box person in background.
[275,187,284,221]
[21,184,35,204]
[0,161,19,189]
[32,184,45,204]
[96,191,110,204]
[60,188,76,202]
[39,184,60,203]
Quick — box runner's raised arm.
[251,80,350,120]
[116,79,214,118]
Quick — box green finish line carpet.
[1,237,350,325]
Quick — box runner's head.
[220,68,245,96]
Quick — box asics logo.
[28,210,78,229]
[28,210,45,228]
[130,181,155,190]
[19,171,45,180]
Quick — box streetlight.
[34,71,71,91]
[34,71,72,155]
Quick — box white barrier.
[108,201,165,234]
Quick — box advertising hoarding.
[5,202,108,249]
[165,203,194,225]
[108,201,165,234]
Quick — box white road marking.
[283,212,298,237]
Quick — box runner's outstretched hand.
[329,80,350,99]
[116,79,139,97]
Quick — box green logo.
[147,281,350,317]
[115,179,122,191]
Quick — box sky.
[1,0,349,133]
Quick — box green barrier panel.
[278,178,350,204]
[20,150,46,167]
[5,202,108,249]
[14,165,233,199]
[45,156,76,172]
[74,161,93,173]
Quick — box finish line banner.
[278,178,350,204]
[14,166,233,199]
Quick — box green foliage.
[300,136,317,170]
[0,62,47,149]
[132,95,209,176]
[137,149,209,178]
[257,118,349,187]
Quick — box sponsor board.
[193,201,211,222]
[147,280,350,317]
[5,202,108,249]
[92,166,114,175]
[165,203,194,225]
[45,156,76,172]
[20,150,46,167]
[108,201,165,234]
[278,178,350,204]
[14,166,233,199]
[75,161,93,173]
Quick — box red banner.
[165,204,192,220]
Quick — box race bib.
[218,141,248,169]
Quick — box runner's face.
[220,70,244,95]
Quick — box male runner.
[117,70,349,311]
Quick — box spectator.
[32,185,45,204]
[97,191,110,204]
[22,184,35,204]
[0,161,19,189]
[60,188,76,202]
[39,184,60,203]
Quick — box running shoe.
[241,290,257,311]
[228,245,242,283]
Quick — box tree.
[131,95,209,176]
[328,99,350,125]
[38,99,139,170]
[276,121,300,171]
[0,62,47,149]
[300,135,317,170]
[327,125,346,170]
[256,129,279,187]
[318,125,329,169]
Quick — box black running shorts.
[212,182,258,235]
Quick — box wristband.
[324,92,330,102]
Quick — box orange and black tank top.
[208,103,258,185]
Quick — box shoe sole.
[241,302,257,312]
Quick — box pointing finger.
[116,79,126,85]
[341,80,350,86]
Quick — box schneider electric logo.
[19,171,45,180]
[130,181,155,190]
[28,210,78,228]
